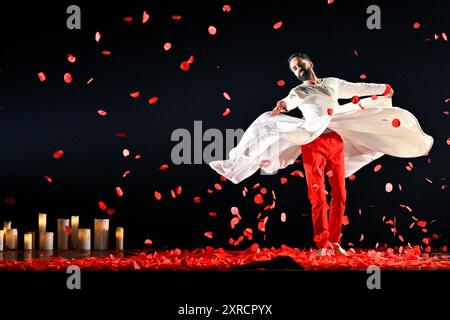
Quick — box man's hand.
[271,100,288,116]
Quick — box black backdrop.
[0,0,449,250]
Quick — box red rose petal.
[277,80,285,87]
[348,175,356,181]
[98,201,107,210]
[148,97,159,104]
[223,92,231,101]
[208,26,217,35]
[231,207,239,216]
[417,221,427,227]
[65,225,71,236]
[222,107,231,117]
[171,15,182,21]
[97,109,107,116]
[123,17,133,22]
[159,164,169,171]
[180,61,190,71]
[37,72,46,82]
[95,31,101,42]
[67,54,76,63]
[443,32,448,41]
[163,42,172,51]
[254,194,264,204]
[144,239,153,245]
[129,91,140,98]
[273,21,283,30]
[327,108,333,115]
[154,191,162,201]
[385,183,393,193]
[231,217,240,229]
[43,175,53,183]
[373,164,382,172]
[102,50,111,55]
[175,185,182,195]
[392,118,401,128]
[63,72,72,84]
[116,186,124,197]
[351,96,360,104]
[413,22,421,29]
[342,215,349,226]
[142,11,150,23]
[360,74,367,79]
[280,177,288,184]
[208,211,217,217]
[281,212,286,222]
[214,183,222,191]
[53,149,64,159]
[194,196,201,203]
[223,4,231,12]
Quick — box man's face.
[289,57,313,81]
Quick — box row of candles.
[0,213,124,251]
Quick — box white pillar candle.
[5,229,18,250]
[77,229,91,250]
[94,219,109,250]
[39,232,54,251]
[0,230,3,251]
[70,216,79,249]
[30,231,36,250]
[116,227,124,250]
[57,219,70,250]
[24,233,33,250]
[38,213,47,233]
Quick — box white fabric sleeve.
[337,79,388,99]
[279,89,302,111]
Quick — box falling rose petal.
[280,177,288,184]
[385,183,393,193]
[223,4,231,12]
[354,49,359,56]
[116,186,124,197]
[223,92,231,101]
[208,26,217,35]
[348,175,356,181]
[170,190,176,198]
[43,175,53,183]
[342,216,349,226]
[4,197,15,205]
[398,235,405,242]
[65,225,72,236]
[273,21,283,30]
[417,221,427,227]
[277,80,285,87]
[442,32,448,41]
[107,208,116,215]
[154,191,162,200]
[231,207,239,216]
[63,72,72,84]
[148,97,159,104]
[123,17,133,22]
[129,91,140,98]
[373,164,382,172]
[163,42,172,51]
[187,55,195,64]
[95,31,101,42]
[371,95,378,100]
[327,108,333,116]
[171,15,182,21]
[425,178,433,184]
[144,239,153,245]
[175,185,182,195]
[142,11,150,23]
[281,212,286,222]
[37,72,46,82]
[231,217,240,229]
[52,149,64,159]
[98,201,107,210]
[260,187,267,194]
[123,149,130,157]
[359,234,364,242]
[194,196,201,203]
[214,183,222,191]
[222,107,231,117]
[220,176,226,182]
[413,22,421,29]
[351,96,360,104]
[180,61,190,71]
[208,211,217,217]
[159,164,169,171]
[204,231,213,239]
[102,50,111,55]
[122,170,130,177]
[97,109,107,116]
[360,74,367,79]
[327,0,335,4]
[67,54,76,63]
[86,77,94,85]
[447,137,450,145]
[392,118,401,128]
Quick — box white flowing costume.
[209,77,434,184]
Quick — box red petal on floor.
[180,61,190,71]
[392,118,401,128]
[67,54,76,63]
[273,21,283,29]
[204,231,213,239]
[98,201,107,210]
[159,164,169,171]
[116,186,124,197]
[208,26,217,35]
[148,97,159,104]
[154,191,162,201]
[53,149,64,159]
[37,72,46,81]
[254,194,264,204]
[142,11,150,23]
[63,72,72,84]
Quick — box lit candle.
[30,231,36,250]
[38,213,47,233]
[0,230,4,251]
[116,227,124,250]
[57,219,70,250]
[24,233,33,250]
[94,219,109,250]
[5,229,18,250]
[70,216,79,249]
[39,232,54,251]
[77,229,91,250]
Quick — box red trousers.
[301,131,347,249]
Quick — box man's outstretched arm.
[271,89,302,116]
[337,79,394,99]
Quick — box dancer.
[209,53,433,257]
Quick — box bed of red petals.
[1,244,449,271]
